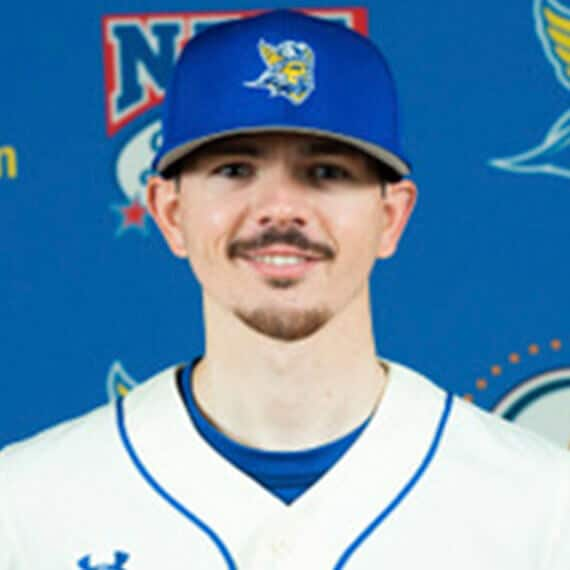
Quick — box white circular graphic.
[493,368,570,448]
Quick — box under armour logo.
[77,550,129,569]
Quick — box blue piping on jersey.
[333,391,454,569]
[116,397,238,570]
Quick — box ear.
[146,175,188,258]
[377,179,417,259]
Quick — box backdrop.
[2,0,569,449]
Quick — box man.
[1,9,569,570]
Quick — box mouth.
[238,248,325,280]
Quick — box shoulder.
[387,359,570,516]
[0,396,120,563]
[0,364,180,492]
[0,364,183,564]
[448,390,570,513]
[0,402,112,485]
[389,359,569,467]
[404,362,570,525]
[382,360,570,566]
[449,384,570,471]
[447,385,570,566]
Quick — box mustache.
[228,227,335,260]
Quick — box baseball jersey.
[1,361,569,569]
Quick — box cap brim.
[156,126,410,179]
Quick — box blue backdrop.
[1,0,569,449]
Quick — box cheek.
[331,197,385,255]
[209,210,228,229]
[178,196,239,266]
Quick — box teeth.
[252,255,306,266]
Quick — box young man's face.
[148,133,416,341]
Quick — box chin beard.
[235,306,332,341]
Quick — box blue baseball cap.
[152,9,411,179]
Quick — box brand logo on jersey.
[0,145,18,180]
[102,8,367,236]
[245,39,315,105]
[465,337,570,448]
[491,0,570,179]
[77,550,129,569]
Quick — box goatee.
[235,307,331,341]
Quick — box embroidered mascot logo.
[245,39,315,105]
[77,551,129,569]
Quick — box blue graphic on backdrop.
[491,0,570,178]
[77,550,129,569]
[245,39,316,105]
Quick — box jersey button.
[271,539,290,558]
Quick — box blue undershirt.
[179,361,370,505]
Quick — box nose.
[252,167,311,230]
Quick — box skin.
[147,133,417,451]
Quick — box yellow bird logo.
[536,0,570,89]
[490,0,570,177]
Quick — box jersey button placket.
[271,538,290,558]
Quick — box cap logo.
[244,39,315,105]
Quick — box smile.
[239,250,323,280]
[251,255,307,266]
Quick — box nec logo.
[102,9,367,137]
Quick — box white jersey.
[1,361,569,569]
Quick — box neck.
[193,291,387,451]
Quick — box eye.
[212,162,254,178]
[309,163,352,182]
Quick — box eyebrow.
[178,141,262,172]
